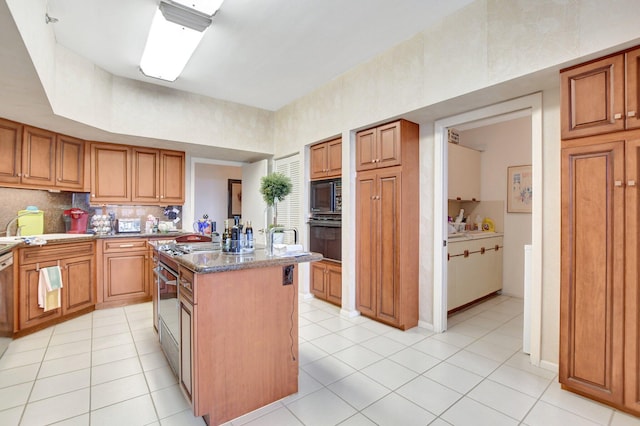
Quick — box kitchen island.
[150,242,321,425]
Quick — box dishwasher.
[0,251,13,357]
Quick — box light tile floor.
[0,296,639,425]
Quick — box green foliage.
[260,172,292,206]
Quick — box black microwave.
[310,178,341,214]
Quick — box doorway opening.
[433,93,543,365]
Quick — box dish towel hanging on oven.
[38,266,63,312]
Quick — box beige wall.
[194,164,242,230]
[7,0,640,367]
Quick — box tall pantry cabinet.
[355,119,419,330]
[560,45,640,415]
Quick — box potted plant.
[259,172,292,228]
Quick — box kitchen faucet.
[266,227,298,256]
[4,211,40,237]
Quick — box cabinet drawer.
[102,238,148,252]
[179,266,195,304]
[19,241,95,264]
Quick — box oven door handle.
[157,267,178,286]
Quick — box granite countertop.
[174,249,323,274]
[0,230,193,255]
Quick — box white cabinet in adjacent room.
[448,143,481,201]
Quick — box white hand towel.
[38,266,63,312]
[274,244,304,256]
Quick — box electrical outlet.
[283,265,294,285]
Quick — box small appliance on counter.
[18,206,44,236]
[116,218,141,234]
[64,208,88,234]
[91,213,114,235]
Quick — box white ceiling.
[46,0,474,111]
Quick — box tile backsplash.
[0,188,183,235]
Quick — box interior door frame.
[432,93,543,366]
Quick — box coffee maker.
[64,208,89,234]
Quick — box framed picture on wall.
[228,179,242,218]
[507,165,532,213]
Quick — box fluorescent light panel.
[140,0,223,82]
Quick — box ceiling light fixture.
[140,0,223,82]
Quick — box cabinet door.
[19,262,62,330]
[132,148,160,204]
[326,139,342,178]
[356,128,377,171]
[625,139,640,412]
[103,251,148,302]
[448,143,481,201]
[627,47,640,131]
[56,134,84,190]
[377,121,402,169]
[0,118,22,184]
[325,262,342,306]
[62,255,95,315]
[160,150,185,204]
[21,126,56,187]
[179,295,195,407]
[310,143,328,180]
[561,54,625,139]
[356,172,377,316]
[560,141,625,405]
[91,143,131,203]
[310,262,327,298]
[376,170,401,325]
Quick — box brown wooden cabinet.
[310,138,342,180]
[355,119,419,330]
[356,120,408,171]
[561,46,640,139]
[18,241,95,332]
[90,143,132,204]
[0,118,22,184]
[56,134,85,190]
[92,143,185,206]
[21,126,56,187]
[97,238,150,308]
[160,150,186,204]
[560,45,640,416]
[310,260,341,306]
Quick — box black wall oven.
[309,218,341,262]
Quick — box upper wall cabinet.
[561,46,640,139]
[310,138,341,180]
[356,120,410,171]
[91,143,185,206]
[448,143,481,201]
[0,119,86,191]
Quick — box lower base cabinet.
[97,238,150,307]
[18,242,95,331]
[310,260,341,305]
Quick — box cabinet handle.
[614,113,623,119]
[628,111,637,117]
[629,180,637,187]
[17,173,22,177]
[160,195,164,199]
[119,244,134,248]
[615,180,623,187]
[92,194,95,197]
[24,174,29,177]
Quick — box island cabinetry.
[448,143,481,201]
[97,238,150,308]
[310,138,342,180]
[17,242,95,332]
[310,260,341,306]
[355,119,418,330]
[182,264,299,424]
[561,46,640,139]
